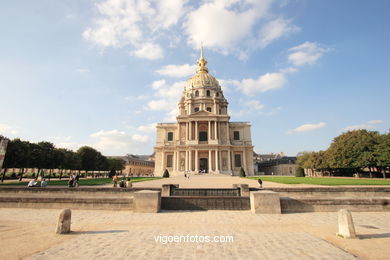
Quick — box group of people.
[27,178,47,187]
[68,174,80,188]
[113,175,131,188]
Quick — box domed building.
[154,48,254,176]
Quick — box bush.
[295,167,305,177]
[163,169,170,178]
[239,167,246,177]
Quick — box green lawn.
[0,177,163,186]
[246,176,390,186]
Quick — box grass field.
[246,176,390,186]
[0,177,163,186]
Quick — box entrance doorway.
[199,158,208,173]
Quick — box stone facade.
[255,155,297,176]
[154,48,254,176]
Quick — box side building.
[111,154,155,177]
[254,152,297,176]
[154,48,254,176]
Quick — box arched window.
[195,90,199,97]
[206,90,210,97]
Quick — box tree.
[163,169,169,178]
[295,167,305,177]
[374,133,390,178]
[239,167,246,177]
[77,146,103,175]
[2,138,31,181]
[107,158,125,174]
[327,130,380,177]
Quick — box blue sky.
[0,0,389,156]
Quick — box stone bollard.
[250,191,281,214]
[337,209,357,239]
[161,184,179,197]
[133,190,161,213]
[56,208,71,234]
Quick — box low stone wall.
[257,187,390,199]
[281,197,390,213]
[0,197,133,210]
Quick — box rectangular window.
[206,107,212,112]
[167,132,173,141]
[233,131,240,140]
[234,154,242,167]
[166,155,173,167]
[199,132,208,141]
[194,107,200,112]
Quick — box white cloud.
[226,72,287,95]
[184,0,273,56]
[156,64,196,78]
[243,99,264,110]
[288,122,327,134]
[0,123,18,136]
[76,68,90,73]
[146,99,171,110]
[145,80,184,120]
[342,120,383,131]
[367,120,383,125]
[84,0,302,59]
[83,0,187,59]
[288,42,329,66]
[259,18,300,48]
[163,109,178,122]
[125,95,149,102]
[137,123,156,133]
[131,43,163,60]
[90,129,149,155]
[146,80,185,110]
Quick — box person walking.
[113,175,118,188]
[258,178,263,189]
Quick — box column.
[227,150,231,171]
[173,151,176,171]
[176,151,180,171]
[195,121,198,141]
[226,123,229,142]
[195,150,199,172]
[243,149,247,173]
[185,123,188,141]
[189,103,192,115]
[215,150,219,171]
[162,151,165,170]
[189,121,192,140]
[214,121,218,140]
[208,150,212,173]
[185,151,188,171]
[178,124,181,141]
[189,149,192,172]
[208,121,211,141]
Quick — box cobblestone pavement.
[0,209,381,260]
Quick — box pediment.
[193,110,210,116]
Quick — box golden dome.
[185,46,222,92]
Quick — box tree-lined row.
[1,137,124,182]
[297,130,390,178]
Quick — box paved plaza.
[1,208,390,259]
[132,173,310,189]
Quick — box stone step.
[161,196,250,210]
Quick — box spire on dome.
[196,44,208,73]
